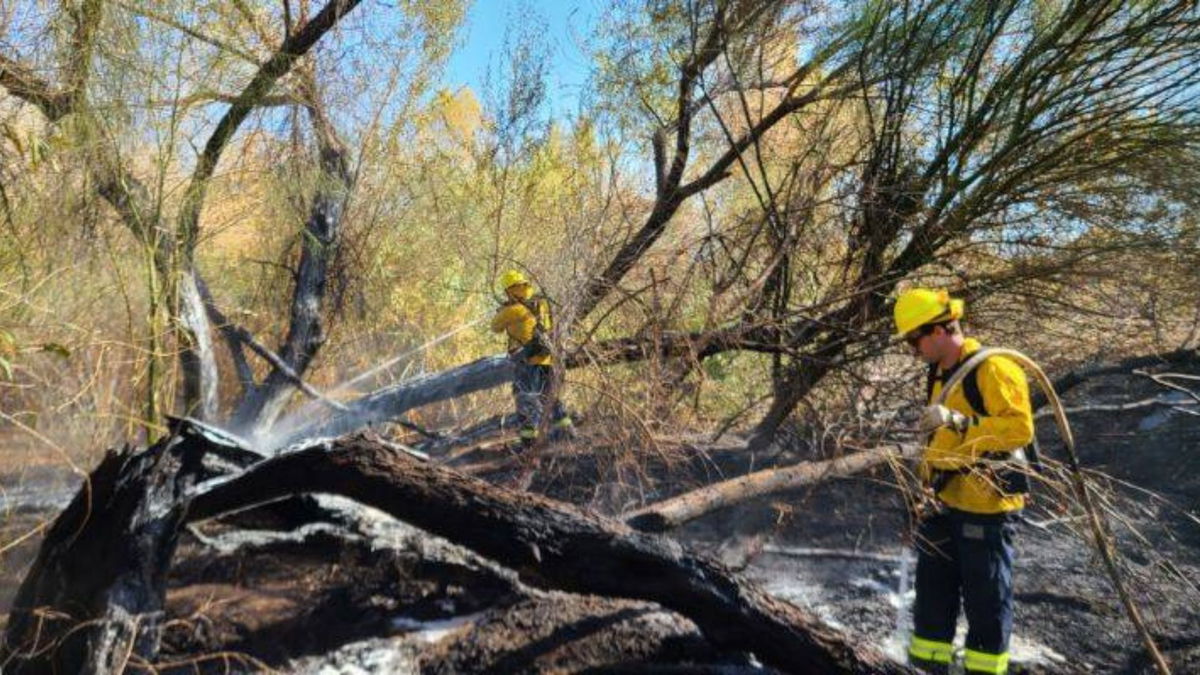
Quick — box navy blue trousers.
[912,509,1015,658]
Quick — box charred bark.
[178,269,220,420]
[0,430,211,674]
[189,436,911,674]
[1031,347,1200,411]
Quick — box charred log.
[188,436,911,674]
[1032,347,1200,411]
[0,431,210,674]
[275,355,515,448]
[5,424,910,673]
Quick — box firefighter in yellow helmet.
[491,269,574,450]
[896,288,1033,675]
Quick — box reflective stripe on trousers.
[964,648,1010,674]
[908,635,953,665]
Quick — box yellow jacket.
[490,286,553,366]
[922,338,1033,514]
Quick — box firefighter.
[491,269,574,449]
[896,288,1034,675]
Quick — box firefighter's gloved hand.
[919,404,969,433]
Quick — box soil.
[0,369,1197,673]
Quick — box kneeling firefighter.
[490,269,574,450]
[896,288,1036,675]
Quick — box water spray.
[890,547,915,659]
[264,318,487,450]
[328,317,485,396]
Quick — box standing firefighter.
[896,288,1034,675]
[491,269,574,450]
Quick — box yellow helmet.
[498,269,528,291]
[893,288,964,337]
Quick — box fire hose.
[932,348,1170,675]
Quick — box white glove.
[919,405,969,433]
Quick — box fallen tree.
[625,443,918,532]
[188,436,910,674]
[269,323,794,449]
[3,426,911,674]
[1030,347,1200,411]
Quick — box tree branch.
[176,0,363,262]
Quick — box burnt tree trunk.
[275,320,824,449]
[229,80,354,437]
[0,430,210,674]
[189,436,912,674]
[275,355,516,448]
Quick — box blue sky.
[444,0,600,119]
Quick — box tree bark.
[230,88,353,437]
[0,431,210,674]
[189,435,911,674]
[179,269,220,420]
[625,444,917,533]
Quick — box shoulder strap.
[515,294,550,333]
[962,365,988,416]
[925,354,988,416]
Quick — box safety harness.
[924,349,1042,496]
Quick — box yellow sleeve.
[960,357,1034,454]
[922,356,1033,472]
[491,305,517,333]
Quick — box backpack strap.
[925,347,1041,496]
[925,354,987,417]
[961,364,988,417]
[924,362,938,404]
